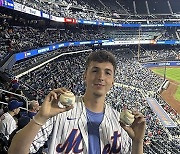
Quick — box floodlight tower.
[163,53,167,81]
[137,27,142,61]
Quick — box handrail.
[0,88,28,112]
[0,101,28,111]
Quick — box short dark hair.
[85,50,116,72]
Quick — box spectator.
[8,116,31,147]
[0,100,23,140]
[28,100,40,118]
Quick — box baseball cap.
[8,100,23,111]
[12,83,19,90]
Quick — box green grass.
[152,67,180,102]
[152,67,180,83]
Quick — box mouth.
[94,83,105,87]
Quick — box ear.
[13,108,17,113]
[83,71,87,81]
[111,79,114,87]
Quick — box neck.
[83,93,105,113]
[29,109,36,113]
[8,111,15,117]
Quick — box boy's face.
[84,61,114,97]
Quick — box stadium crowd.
[12,46,90,75]
[130,46,180,62]
[14,0,110,20]
[0,22,109,61]
[11,0,180,25]
[1,20,179,66]
[1,48,179,153]
[0,0,180,153]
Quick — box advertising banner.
[41,11,50,19]
[21,5,41,17]
[143,61,180,68]
[156,40,180,44]
[14,2,22,11]
[15,39,112,61]
[64,18,77,24]
[3,0,14,9]
[78,19,97,25]
[102,40,152,46]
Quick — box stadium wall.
[143,61,180,68]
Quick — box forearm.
[8,115,47,154]
[131,139,143,154]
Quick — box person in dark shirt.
[28,100,40,119]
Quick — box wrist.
[132,139,144,144]
[33,113,48,126]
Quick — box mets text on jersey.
[56,129,121,153]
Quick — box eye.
[106,72,111,75]
[92,69,98,72]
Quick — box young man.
[0,100,23,140]
[9,50,146,154]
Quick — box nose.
[97,71,104,81]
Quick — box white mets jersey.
[0,112,17,140]
[30,96,132,154]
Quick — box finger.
[61,87,69,92]
[134,114,146,124]
[119,121,134,138]
[43,91,57,103]
[49,88,68,101]
[119,121,130,129]
[132,110,140,115]
[134,113,144,119]
[65,105,74,111]
[132,110,144,119]
[119,121,126,127]
[137,117,146,124]
[60,105,74,112]
[53,88,69,95]
[50,91,58,100]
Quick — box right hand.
[35,88,74,123]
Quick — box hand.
[120,111,146,142]
[35,88,74,123]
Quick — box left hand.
[120,110,146,142]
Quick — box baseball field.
[152,67,180,101]
[152,67,180,113]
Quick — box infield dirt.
[161,81,180,114]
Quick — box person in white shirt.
[9,50,146,154]
[0,100,23,140]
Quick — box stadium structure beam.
[133,1,137,15]
[145,1,150,15]
[167,0,173,14]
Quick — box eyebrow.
[91,67,113,73]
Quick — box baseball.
[120,109,135,126]
[58,91,75,107]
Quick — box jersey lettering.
[56,129,83,153]
[102,131,121,154]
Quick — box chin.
[93,91,105,97]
